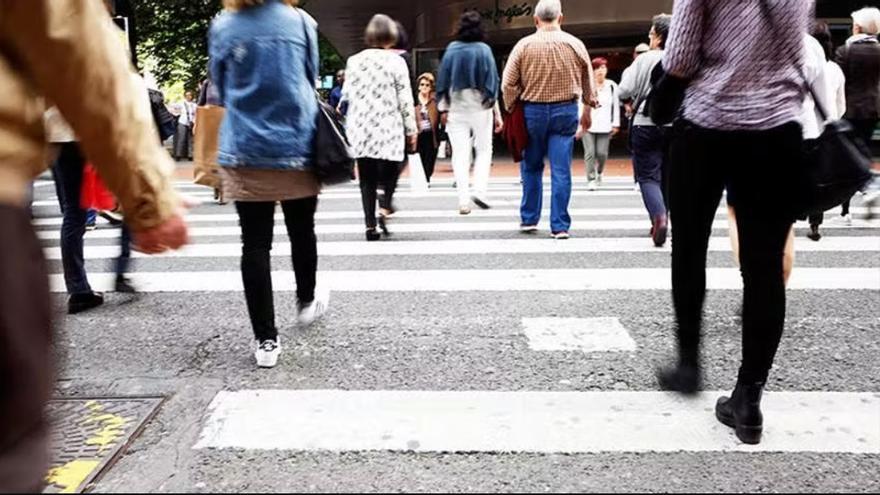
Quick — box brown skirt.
[219,167,321,202]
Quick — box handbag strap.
[758,0,829,122]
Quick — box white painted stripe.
[47,268,879,293]
[43,237,880,261]
[31,207,872,226]
[523,317,637,352]
[194,390,880,453]
[34,220,880,240]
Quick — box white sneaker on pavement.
[297,290,329,326]
[254,338,281,368]
[587,180,597,191]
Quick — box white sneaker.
[587,180,597,191]
[297,290,329,326]
[597,174,603,185]
[254,338,281,368]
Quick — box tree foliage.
[133,0,345,92]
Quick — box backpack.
[148,89,177,142]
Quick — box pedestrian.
[210,0,328,369]
[436,11,503,214]
[502,0,595,239]
[835,7,880,225]
[173,90,197,160]
[328,69,347,117]
[619,14,672,248]
[0,1,188,490]
[807,21,848,241]
[342,14,418,241]
[656,0,813,446]
[415,73,441,184]
[581,57,620,191]
[44,107,106,313]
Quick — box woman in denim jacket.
[210,0,327,369]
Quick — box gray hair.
[852,7,880,35]
[364,14,399,48]
[534,0,562,22]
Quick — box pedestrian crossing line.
[42,237,880,261]
[29,207,873,226]
[193,390,880,453]
[33,220,880,240]
[47,268,879,293]
[523,317,637,353]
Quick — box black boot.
[68,292,104,315]
[656,362,701,396]
[715,380,765,445]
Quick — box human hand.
[440,112,448,126]
[579,112,592,138]
[132,213,189,254]
[611,127,620,137]
[408,134,418,153]
[494,116,504,134]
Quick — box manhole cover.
[43,397,164,493]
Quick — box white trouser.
[447,108,494,207]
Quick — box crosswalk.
[33,175,880,475]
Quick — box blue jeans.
[521,102,579,233]
[631,125,668,221]
[116,224,132,278]
[53,143,92,295]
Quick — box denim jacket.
[209,1,319,169]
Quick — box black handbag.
[756,0,873,216]
[298,9,355,185]
[647,61,689,126]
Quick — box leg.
[728,123,801,383]
[447,111,473,208]
[50,158,65,214]
[595,133,610,178]
[669,124,726,367]
[115,223,132,278]
[782,226,795,286]
[186,125,194,159]
[471,109,494,201]
[281,197,319,304]
[379,159,402,213]
[55,143,92,295]
[417,132,432,181]
[632,126,668,221]
[727,206,740,267]
[173,123,185,159]
[583,133,598,182]
[357,159,379,230]
[521,104,550,227]
[0,206,52,493]
[235,201,278,343]
[547,102,579,234]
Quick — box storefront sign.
[471,0,533,25]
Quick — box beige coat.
[0,0,177,231]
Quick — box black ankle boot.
[365,229,381,241]
[656,362,701,395]
[715,380,765,445]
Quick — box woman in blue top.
[209,0,327,369]
[435,11,503,215]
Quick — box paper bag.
[408,153,429,195]
[193,105,225,188]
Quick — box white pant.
[447,108,494,207]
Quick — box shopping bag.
[193,105,225,188]
[437,140,448,159]
[80,163,116,211]
[408,153,429,195]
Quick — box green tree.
[133,0,344,91]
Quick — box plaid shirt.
[502,28,595,111]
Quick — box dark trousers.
[53,143,92,295]
[417,131,438,182]
[840,118,878,216]
[0,205,52,492]
[669,120,801,383]
[357,158,402,230]
[235,197,319,342]
[631,125,669,221]
[173,123,193,160]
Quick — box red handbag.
[80,163,116,211]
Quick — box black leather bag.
[756,0,873,216]
[298,9,355,185]
[647,61,689,126]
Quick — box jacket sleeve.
[2,0,177,231]
[663,0,705,79]
[501,41,524,111]
[394,59,418,137]
[611,82,621,128]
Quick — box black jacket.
[836,36,880,121]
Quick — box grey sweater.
[619,49,664,127]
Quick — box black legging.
[669,121,800,384]
[357,158,402,230]
[417,131,438,182]
[235,197,318,342]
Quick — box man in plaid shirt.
[502,0,596,239]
